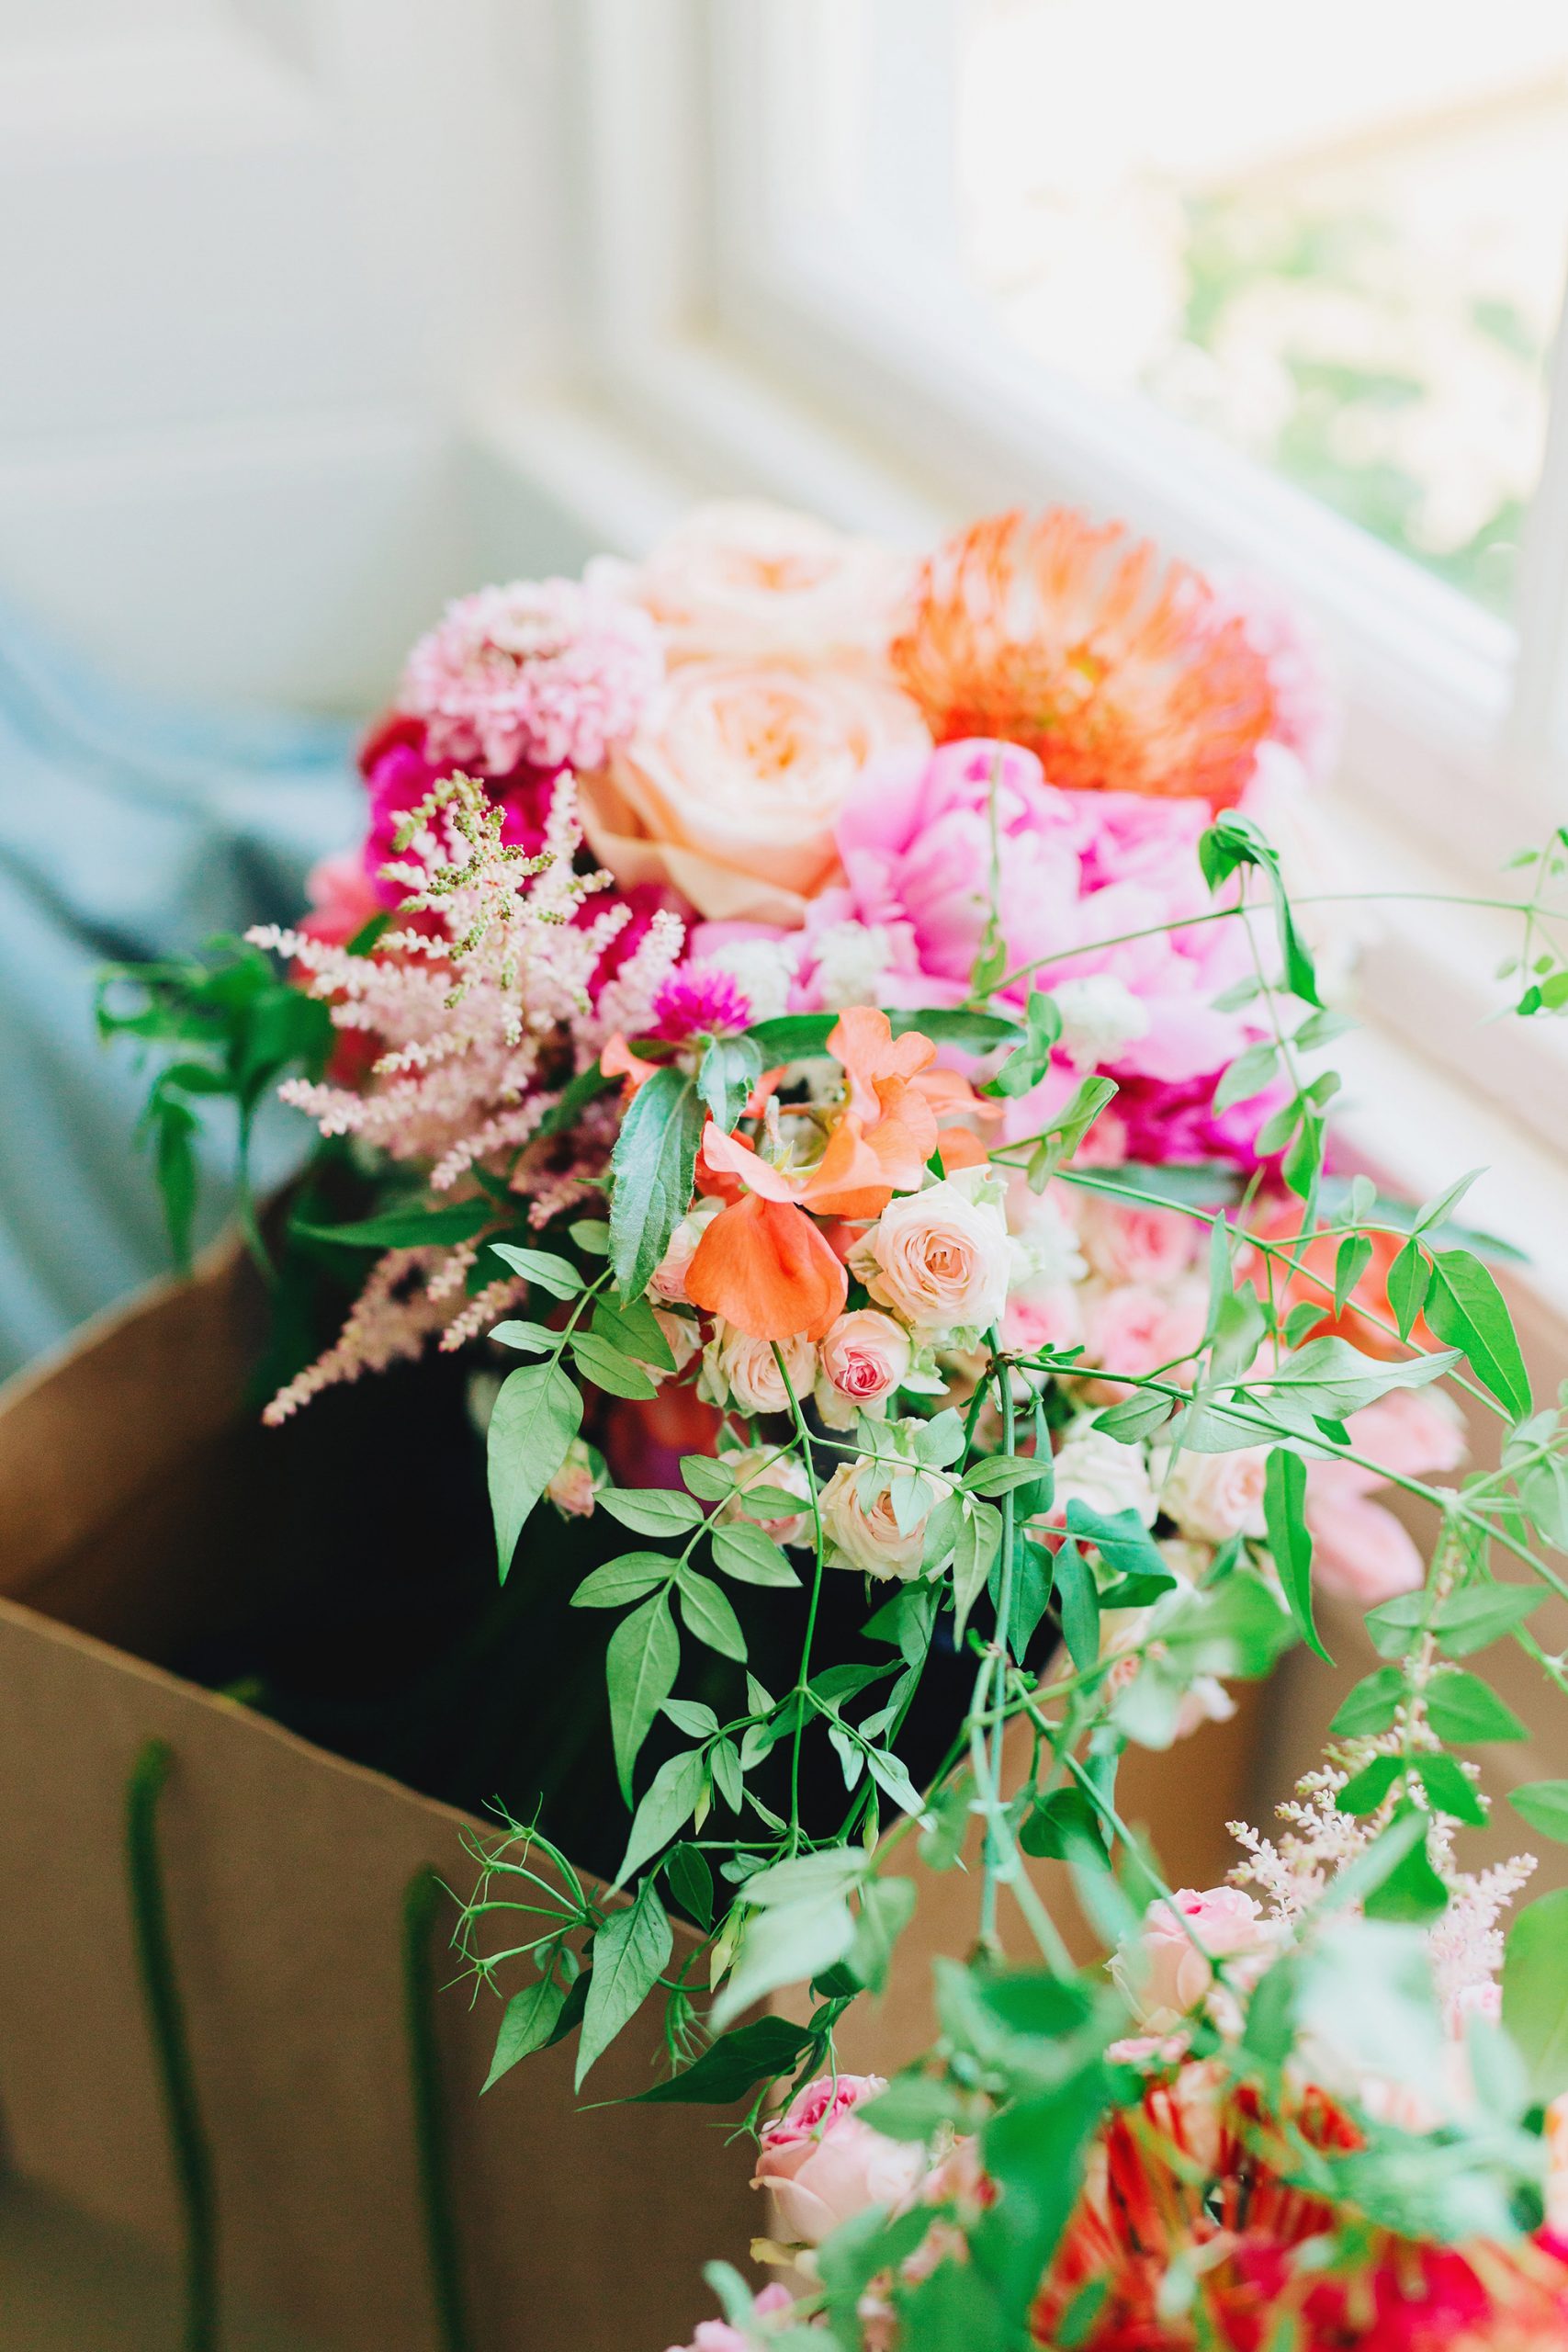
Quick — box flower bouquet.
[101,500,1568,2349]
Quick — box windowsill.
[464,376,1568,1347]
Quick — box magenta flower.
[649,960,754,1043]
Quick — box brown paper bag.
[0,1248,752,2352]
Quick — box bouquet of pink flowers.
[104,499,1568,2351]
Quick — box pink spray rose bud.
[751,2075,927,2245]
[663,2281,794,2352]
[1118,1888,1277,2027]
[815,1309,913,1430]
[546,1437,601,1520]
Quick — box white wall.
[0,0,570,708]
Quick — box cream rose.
[703,1324,815,1418]
[718,1445,815,1550]
[604,501,914,665]
[819,1461,928,1581]
[861,1177,1011,1340]
[1156,1445,1269,1545]
[648,1199,721,1305]
[578,657,930,925]
[1046,1425,1156,1527]
[814,1310,912,1430]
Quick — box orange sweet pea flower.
[686,1193,847,1342]
[601,1033,660,1096]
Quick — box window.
[558,0,1568,1159]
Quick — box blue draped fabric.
[0,606,360,1381]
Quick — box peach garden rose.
[819,1461,929,1581]
[578,655,930,925]
[750,2074,927,2245]
[604,499,915,666]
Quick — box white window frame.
[490,0,1568,1196]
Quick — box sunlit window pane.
[956,0,1568,616]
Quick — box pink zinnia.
[649,961,753,1043]
[399,576,662,775]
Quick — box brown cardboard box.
[0,1243,1274,2349]
[0,1245,753,2352]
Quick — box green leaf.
[697,1034,764,1130]
[1415,1752,1487,1827]
[1008,1541,1055,1661]
[569,1217,611,1255]
[1361,1811,1450,1924]
[1333,1233,1373,1320]
[1413,1167,1484,1238]
[487,1241,583,1299]
[608,1064,704,1303]
[1263,1446,1329,1662]
[1425,1670,1528,1744]
[951,1501,1002,1642]
[1423,1250,1531,1422]
[1432,1584,1541,1657]
[1213,1041,1280,1113]
[964,1455,1055,1502]
[710,1736,744,1812]
[635,2015,815,2105]
[1336,1754,1404,1815]
[487,1318,558,1355]
[1064,1500,1168,1584]
[1510,1781,1568,1842]
[532,1060,616,1142]
[598,1487,705,1537]
[576,1880,672,2087]
[1329,1666,1405,1737]
[605,1594,680,1799]
[863,1746,933,1824]
[855,2070,966,2142]
[617,1748,706,1883]
[664,1698,720,1739]
[569,1328,660,1400]
[891,1005,1024,1053]
[482,1969,568,2091]
[571,1553,672,1608]
[745,1012,838,1059]
[665,1842,715,1929]
[592,1294,677,1370]
[681,1454,737,1500]
[1502,1889,1568,2102]
[677,1568,748,1662]
[295,1199,493,1250]
[488,1362,582,1578]
[1020,1787,1104,1860]
[1387,1238,1429,1341]
[846,1877,917,1995]
[711,1522,801,1588]
[1054,1540,1100,1673]
[711,1894,857,2030]
[1092,1390,1175,1443]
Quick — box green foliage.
[96,935,335,1269]
[577,1880,672,2087]
[487,1362,581,1578]
[1263,1445,1329,1662]
[608,1064,705,1300]
[1503,1890,1568,2103]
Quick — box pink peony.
[399,575,662,775]
[664,2281,794,2352]
[823,737,1261,1095]
[752,2075,927,2245]
[1121,1888,1276,2026]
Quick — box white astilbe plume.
[1229,1740,1535,2016]
[249,771,684,1419]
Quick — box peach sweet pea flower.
[891,508,1276,807]
[687,1011,974,1342]
[579,656,930,926]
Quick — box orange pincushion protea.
[891,509,1276,807]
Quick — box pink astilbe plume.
[249,772,683,1420]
